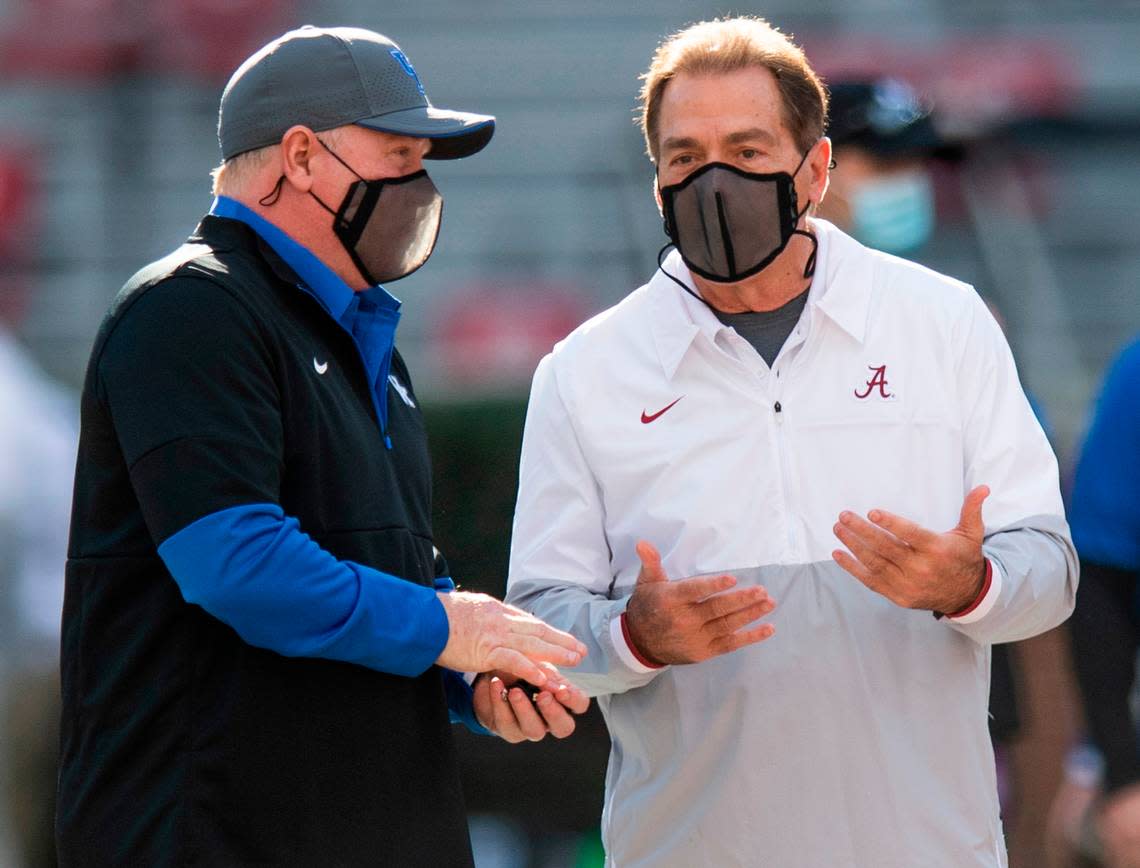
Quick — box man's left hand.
[472,664,589,743]
[831,485,990,614]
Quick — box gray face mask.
[310,140,443,285]
[659,150,815,284]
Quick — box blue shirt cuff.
[443,669,492,735]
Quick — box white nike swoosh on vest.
[389,374,416,408]
[313,358,328,375]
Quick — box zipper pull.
[384,433,393,450]
[774,400,783,422]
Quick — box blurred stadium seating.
[2,1,1138,865]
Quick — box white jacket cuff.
[609,612,664,674]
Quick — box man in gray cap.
[58,26,588,867]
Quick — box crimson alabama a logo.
[853,364,895,400]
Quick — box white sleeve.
[505,353,666,697]
[945,292,1078,644]
[0,344,78,651]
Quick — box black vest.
[59,216,473,866]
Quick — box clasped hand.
[435,590,587,685]
[472,664,589,743]
[435,591,591,742]
[831,485,990,613]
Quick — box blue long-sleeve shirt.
[152,197,485,733]
[1070,337,1140,572]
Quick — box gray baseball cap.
[218,25,495,161]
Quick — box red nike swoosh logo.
[641,397,683,424]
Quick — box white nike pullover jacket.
[506,220,1077,868]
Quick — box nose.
[408,138,431,173]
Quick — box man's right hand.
[1099,782,1140,868]
[435,591,588,688]
[624,541,776,665]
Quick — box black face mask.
[659,149,816,285]
[307,140,443,285]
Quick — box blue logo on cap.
[389,48,425,96]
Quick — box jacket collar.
[809,219,873,345]
[207,196,401,323]
[649,219,873,380]
[648,251,714,381]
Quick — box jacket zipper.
[772,381,797,558]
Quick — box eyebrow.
[660,135,701,153]
[660,127,779,154]
[724,127,779,147]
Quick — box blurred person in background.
[507,17,1077,867]
[1062,336,1140,868]
[0,281,76,868]
[58,26,589,867]
[818,76,1027,821]
[815,77,960,257]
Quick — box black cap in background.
[827,79,962,160]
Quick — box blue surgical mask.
[849,169,935,254]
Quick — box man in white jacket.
[506,16,1077,868]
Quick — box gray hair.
[210,145,276,196]
[210,126,346,196]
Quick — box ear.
[280,125,320,194]
[652,172,674,236]
[807,136,832,207]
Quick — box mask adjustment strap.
[792,228,818,280]
[258,175,286,207]
[657,243,716,311]
[790,188,817,279]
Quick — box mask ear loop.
[316,137,364,180]
[309,189,340,217]
[299,137,369,215]
[790,144,821,280]
[257,137,363,209]
[791,191,818,280]
[791,147,812,177]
